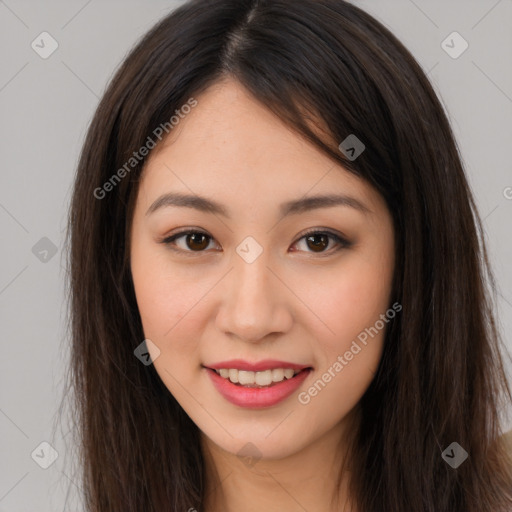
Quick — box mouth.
[203,360,313,408]
[208,367,310,388]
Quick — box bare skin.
[130,77,395,512]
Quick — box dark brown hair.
[61,0,512,510]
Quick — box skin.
[130,77,395,512]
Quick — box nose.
[215,249,293,343]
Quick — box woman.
[62,0,512,510]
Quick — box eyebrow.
[145,192,372,218]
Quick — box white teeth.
[255,370,272,386]
[238,370,255,385]
[214,367,304,387]
[271,368,284,382]
[283,368,294,379]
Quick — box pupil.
[307,234,328,252]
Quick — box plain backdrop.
[0,1,511,510]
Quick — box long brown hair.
[60,0,512,510]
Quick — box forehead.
[137,78,382,217]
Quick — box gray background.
[1,1,511,510]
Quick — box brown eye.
[305,233,330,252]
[162,228,350,256]
[185,232,210,251]
[161,230,216,253]
[292,229,350,254]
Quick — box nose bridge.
[216,245,292,342]
[234,250,272,303]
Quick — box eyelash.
[159,228,351,256]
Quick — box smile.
[204,360,313,408]
[213,367,302,387]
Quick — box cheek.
[130,243,208,350]
[131,255,209,402]
[297,271,389,416]
[293,253,393,410]
[295,256,393,346]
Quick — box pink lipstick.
[204,359,312,409]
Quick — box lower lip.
[205,367,312,409]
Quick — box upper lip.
[205,359,312,372]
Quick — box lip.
[206,359,311,372]
[204,364,313,409]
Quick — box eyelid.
[292,228,352,255]
[159,228,219,255]
[159,227,351,255]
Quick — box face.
[130,78,395,462]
